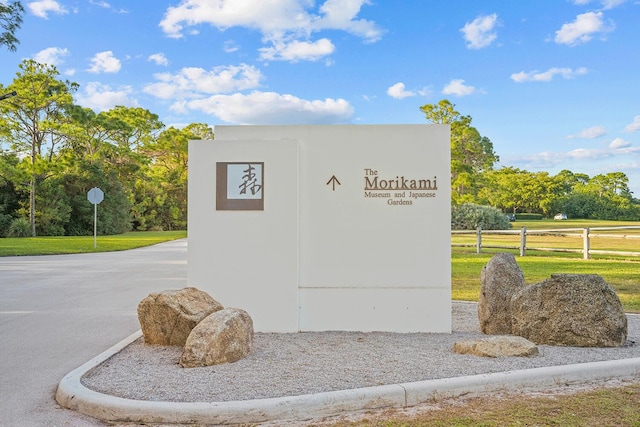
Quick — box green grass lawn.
[0,230,187,256]
[452,250,640,312]
[452,219,640,313]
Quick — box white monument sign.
[188,125,451,333]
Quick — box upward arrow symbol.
[326,175,341,191]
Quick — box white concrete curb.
[56,331,640,425]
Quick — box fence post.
[583,227,590,260]
[476,227,482,254]
[520,226,527,256]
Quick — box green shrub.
[34,178,72,236]
[452,203,512,230]
[0,213,13,237]
[515,213,543,220]
[7,217,31,237]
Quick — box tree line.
[0,60,210,237]
[1,61,638,238]
[421,99,640,221]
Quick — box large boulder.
[453,336,539,358]
[180,308,254,368]
[137,287,224,346]
[478,253,525,335]
[510,274,627,347]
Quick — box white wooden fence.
[452,226,640,259]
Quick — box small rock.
[453,336,539,358]
[180,308,254,368]
[137,287,224,346]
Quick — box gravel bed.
[82,302,640,403]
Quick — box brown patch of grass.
[304,380,640,427]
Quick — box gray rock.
[137,287,224,346]
[510,274,627,347]
[478,253,525,335]
[453,335,539,357]
[180,308,254,368]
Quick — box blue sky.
[4,0,640,196]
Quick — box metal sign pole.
[87,187,104,249]
[94,202,98,248]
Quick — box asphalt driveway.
[0,238,188,426]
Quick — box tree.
[0,152,24,236]
[0,1,23,52]
[558,192,598,219]
[420,100,498,203]
[182,122,214,140]
[584,172,633,199]
[99,106,163,197]
[0,60,78,235]
[135,123,212,230]
[550,171,639,220]
[32,176,71,236]
[570,173,639,220]
[479,167,561,216]
[553,169,589,196]
[63,105,122,164]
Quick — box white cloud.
[600,0,627,9]
[87,51,121,73]
[511,67,588,82]
[160,0,381,41]
[387,82,415,99]
[606,138,639,154]
[27,0,68,18]
[174,90,354,124]
[312,0,382,42]
[510,139,640,169]
[33,47,69,66]
[148,53,169,66]
[75,82,138,112]
[567,125,606,139]
[259,38,335,62]
[442,79,476,96]
[89,0,128,13]
[554,11,613,46]
[90,0,111,8]
[159,0,382,62]
[566,148,605,160]
[609,137,631,149]
[224,40,239,53]
[571,0,627,9]
[460,13,499,49]
[624,115,640,133]
[143,64,263,100]
[160,0,303,37]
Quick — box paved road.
[0,239,188,427]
